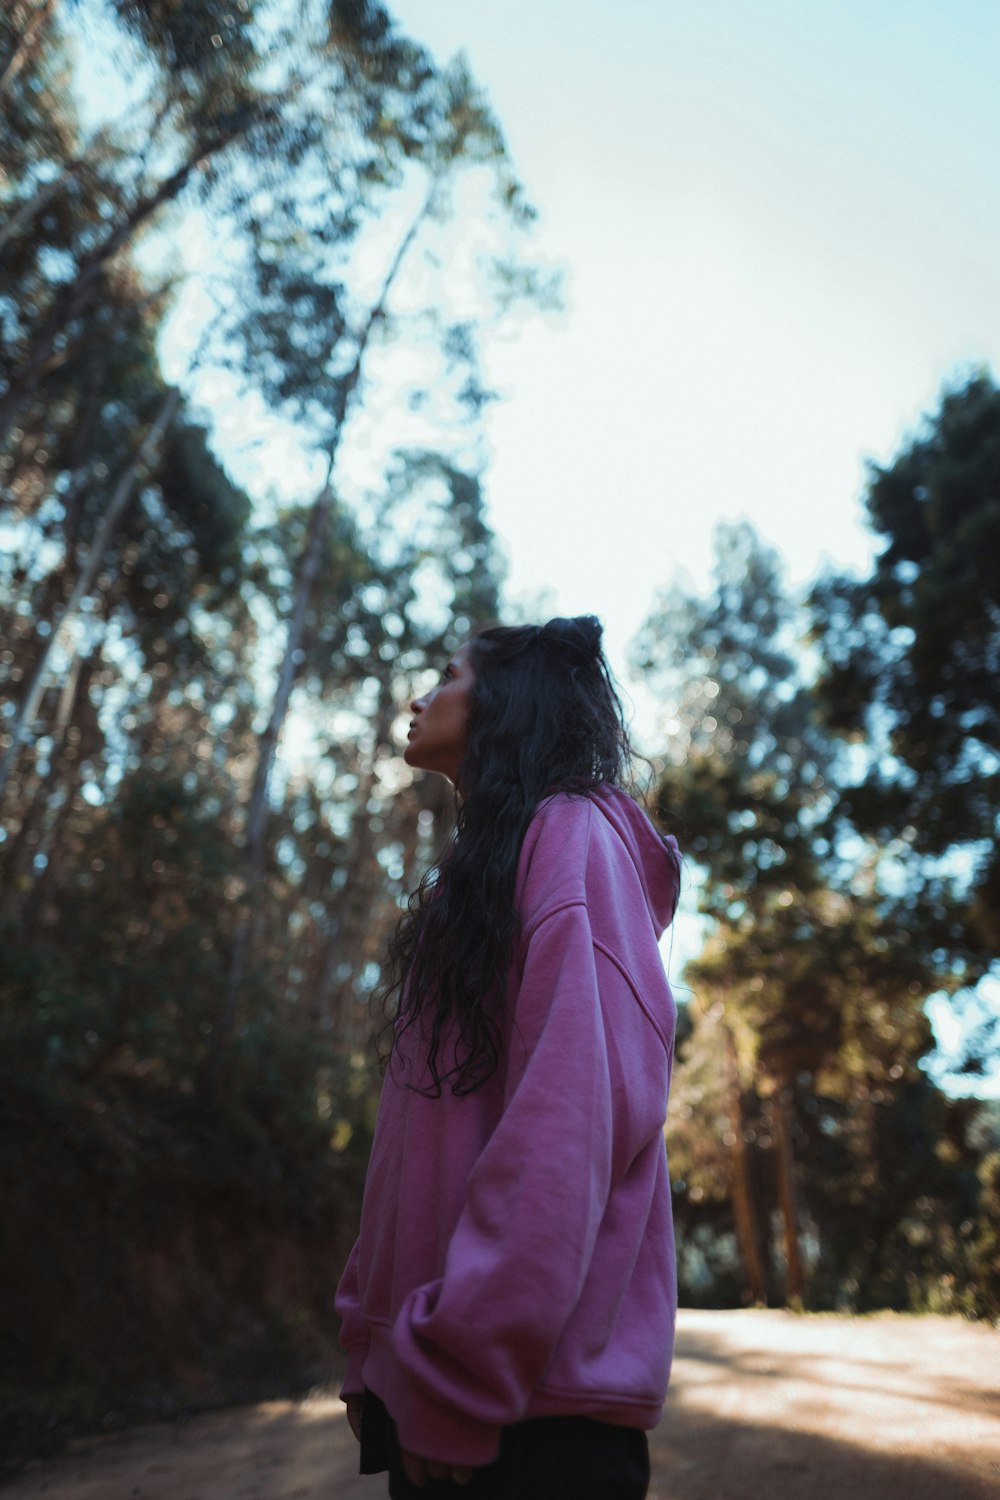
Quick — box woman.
[336,616,681,1499]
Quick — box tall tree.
[1,0,532,1129]
[634,522,941,1306]
[812,371,1000,1082]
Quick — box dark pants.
[360,1389,650,1500]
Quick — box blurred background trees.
[1,0,532,1101]
[634,382,1000,1318]
[1,0,998,1458]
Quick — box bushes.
[0,1066,367,1463]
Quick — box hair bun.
[543,615,603,659]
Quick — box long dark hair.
[381,615,638,1096]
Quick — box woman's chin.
[404,743,435,772]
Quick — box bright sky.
[388,0,1000,683]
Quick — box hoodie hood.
[588,786,681,939]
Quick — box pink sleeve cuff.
[395,1381,502,1468]
[340,1343,370,1398]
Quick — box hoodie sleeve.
[388,898,617,1467]
[334,1236,371,1397]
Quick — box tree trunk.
[723,1025,768,1304]
[20,647,95,937]
[0,0,55,97]
[0,762,46,919]
[0,387,179,796]
[306,673,396,1034]
[0,130,241,447]
[772,1080,806,1306]
[61,347,112,553]
[218,181,441,1050]
[0,160,83,255]
[217,480,336,1047]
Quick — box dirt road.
[5,1311,998,1499]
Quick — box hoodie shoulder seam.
[592,938,671,1052]
[521,896,589,947]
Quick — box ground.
[4,1310,998,1498]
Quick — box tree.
[812,371,1000,1080]
[633,522,946,1308]
[0,0,530,1121]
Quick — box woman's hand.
[344,1394,364,1442]
[402,1447,475,1487]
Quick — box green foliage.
[798,1079,982,1313]
[156,421,251,571]
[108,0,263,89]
[636,517,997,1315]
[813,372,1000,976]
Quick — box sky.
[386,0,1000,683]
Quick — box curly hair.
[381,615,649,1095]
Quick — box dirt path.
[5,1311,998,1499]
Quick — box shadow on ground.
[3,1312,998,1499]
[651,1397,996,1500]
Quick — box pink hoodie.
[335,786,680,1468]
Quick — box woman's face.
[404,643,476,783]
